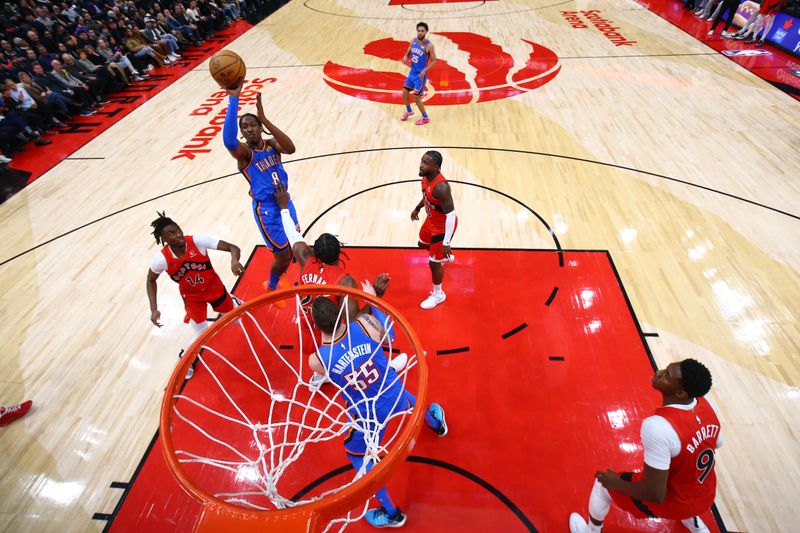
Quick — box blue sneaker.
[365,507,407,528]
[427,403,448,437]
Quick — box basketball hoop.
[160,285,428,532]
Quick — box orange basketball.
[209,50,246,90]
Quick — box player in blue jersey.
[401,22,437,126]
[309,289,448,528]
[222,84,298,291]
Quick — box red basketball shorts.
[418,216,457,262]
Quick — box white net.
[164,287,424,531]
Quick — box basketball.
[209,50,246,89]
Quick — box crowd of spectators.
[685,0,799,41]
[0,0,249,166]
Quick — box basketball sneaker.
[681,516,711,533]
[427,403,448,437]
[309,372,331,389]
[420,291,446,309]
[389,352,408,372]
[365,507,407,528]
[262,276,290,308]
[568,513,595,533]
[415,117,430,126]
[400,110,414,121]
[0,400,32,427]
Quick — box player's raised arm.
[257,92,295,155]
[222,84,251,165]
[274,181,313,267]
[358,275,394,343]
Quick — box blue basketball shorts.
[252,199,298,252]
[344,390,416,457]
[403,71,428,95]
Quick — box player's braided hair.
[679,358,713,398]
[425,150,443,169]
[151,211,177,245]
[239,113,268,137]
[314,233,344,265]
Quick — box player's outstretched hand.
[151,309,162,327]
[274,180,290,208]
[225,83,243,97]
[231,261,244,276]
[410,208,420,221]
[256,91,263,113]
[373,273,390,297]
[361,279,376,296]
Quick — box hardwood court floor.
[1,0,799,531]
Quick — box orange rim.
[160,284,428,532]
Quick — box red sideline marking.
[635,0,800,101]
[8,21,252,186]
[111,248,724,532]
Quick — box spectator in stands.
[31,62,90,117]
[80,46,128,86]
[166,6,203,44]
[707,0,740,38]
[155,13,190,47]
[50,59,103,109]
[735,0,787,45]
[122,27,170,69]
[35,45,58,72]
[4,77,66,129]
[143,17,181,61]
[18,70,76,121]
[96,38,146,82]
[0,95,51,146]
[62,53,115,98]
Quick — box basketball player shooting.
[569,359,722,533]
[222,84,299,293]
[411,150,457,310]
[308,285,448,528]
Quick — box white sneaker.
[169,54,180,61]
[420,291,446,309]
[309,372,330,389]
[389,352,408,371]
[569,513,590,533]
[681,517,710,533]
[0,155,11,163]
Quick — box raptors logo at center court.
[323,32,561,106]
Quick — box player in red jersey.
[569,359,722,533]
[411,150,457,309]
[146,212,244,339]
[274,182,400,386]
